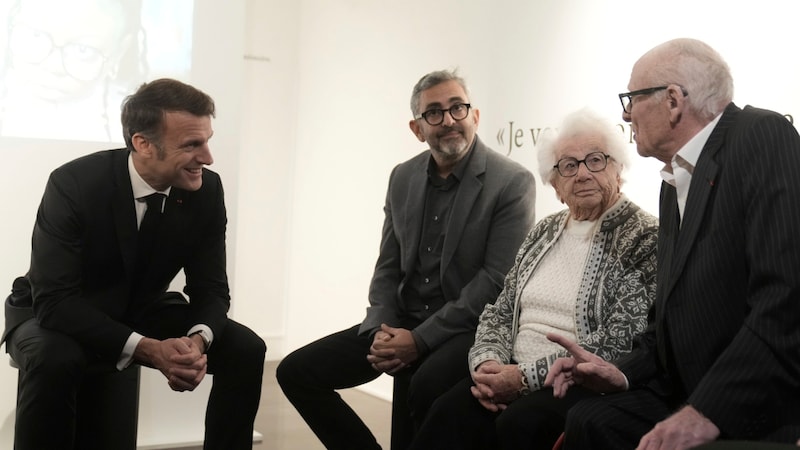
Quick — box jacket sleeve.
[29,168,135,359]
[360,165,405,336]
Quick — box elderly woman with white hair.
[409,108,658,450]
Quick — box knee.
[275,348,305,388]
[564,398,599,432]
[494,408,526,437]
[234,326,267,361]
[275,355,292,387]
[222,323,266,368]
[244,334,267,362]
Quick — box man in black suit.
[2,78,266,450]
[276,69,536,449]
[544,38,800,449]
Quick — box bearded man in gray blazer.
[277,69,536,450]
[546,38,800,449]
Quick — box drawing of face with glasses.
[5,0,137,101]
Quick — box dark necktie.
[137,193,166,273]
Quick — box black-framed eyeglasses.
[553,152,611,177]
[414,103,471,126]
[8,23,110,82]
[618,86,668,114]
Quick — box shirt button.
[433,215,439,221]
[426,246,432,252]
[424,277,430,283]
[424,304,430,310]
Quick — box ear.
[409,119,426,142]
[551,179,564,203]
[471,107,480,127]
[131,134,155,158]
[667,85,686,124]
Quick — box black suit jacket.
[359,136,536,350]
[616,104,800,439]
[3,149,230,361]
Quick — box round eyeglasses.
[414,103,471,126]
[8,23,109,82]
[554,152,611,177]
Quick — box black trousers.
[276,324,474,450]
[563,388,800,449]
[7,303,266,450]
[410,376,597,450]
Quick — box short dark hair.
[120,78,215,150]
[410,69,469,117]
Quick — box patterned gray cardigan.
[468,195,658,392]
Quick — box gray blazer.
[359,136,536,350]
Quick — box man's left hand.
[366,323,419,375]
[636,405,720,450]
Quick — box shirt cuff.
[187,324,214,351]
[117,332,144,371]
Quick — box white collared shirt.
[660,114,722,224]
[129,154,171,226]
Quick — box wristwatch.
[191,329,211,351]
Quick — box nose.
[197,144,214,166]
[575,161,593,179]
[622,110,632,123]
[441,110,457,127]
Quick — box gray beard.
[433,136,468,159]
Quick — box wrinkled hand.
[470,360,522,412]
[636,405,719,450]
[137,337,208,392]
[543,333,627,397]
[366,324,419,375]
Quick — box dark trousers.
[410,376,597,450]
[562,388,675,450]
[276,324,474,450]
[564,388,800,450]
[7,304,266,450]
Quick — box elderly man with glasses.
[546,38,800,450]
[277,69,536,450]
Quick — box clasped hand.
[470,360,523,412]
[142,336,208,392]
[366,323,418,375]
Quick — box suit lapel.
[402,157,428,271]
[441,140,486,271]
[157,189,187,256]
[111,151,138,280]
[663,104,739,300]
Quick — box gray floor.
[184,360,392,450]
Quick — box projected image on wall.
[0,0,193,143]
